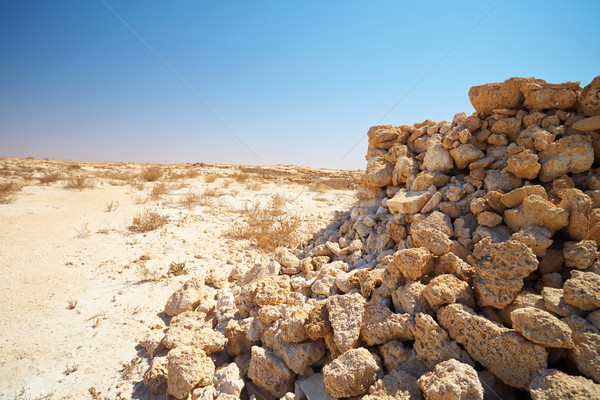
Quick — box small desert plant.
[245,180,263,191]
[105,200,119,212]
[226,197,301,251]
[168,261,187,276]
[64,176,95,190]
[140,166,163,182]
[0,181,23,204]
[132,195,147,205]
[185,168,201,178]
[204,174,217,183]
[150,182,171,201]
[75,223,90,238]
[130,210,168,232]
[38,172,62,184]
[64,364,78,375]
[179,192,200,210]
[66,163,82,170]
[136,263,163,282]
[232,172,250,183]
[120,356,143,380]
[68,298,78,310]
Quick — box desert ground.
[0,158,360,399]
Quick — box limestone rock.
[510,226,553,258]
[411,224,453,256]
[423,274,474,311]
[225,319,253,357]
[368,125,399,145]
[165,277,206,317]
[275,247,300,274]
[423,144,454,173]
[394,247,434,281]
[563,240,598,270]
[393,280,434,316]
[273,334,326,375]
[563,270,600,311]
[578,75,600,116]
[414,313,473,369]
[327,292,366,354]
[522,81,579,110]
[366,156,394,187]
[505,149,540,180]
[163,326,227,354]
[529,368,600,400]
[248,346,295,398]
[484,169,523,192]
[504,195,569,234]
[558,188,593,241]
[214,363,244,397]
[298,373,335,400]
[510,307,573,348]
[253,275,291,306]
[563,316,600,383]
[542,287,584,317]
[468,77,539,115]
[450,144,485,169]
[473,238,539,309]
[538,135,594,182]
[438,303,547,390]
[477,210,503,227]
[417,359,484,400]
[491,117,521,139]
[322,347,383,398]
[280,306,309,343]
[572,115,600,131]
[366,370,422,400]
[360,302,415,345]
[167,346,215,399]
[143,356,168,394]
[379,340,429,379]
[388,190,433,214]
[498,289,548,328]
[500,185,548,208]
[303,301,332,340]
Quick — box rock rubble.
[141,75,600,399]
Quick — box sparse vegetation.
[226,196,301,251]
[64,364,78,375]
[140,166,163,182]
[130,210,168,232]
[75,223,90,238]
[204,174,217,183]
[168,261,186,276]
[0,181,23,203]
[64,176,95,190]
[68,298,78,310]
[179,192,200,210]
[38,172,62,184]
[149,182,171,201]
[105,200,119,212]
[120,356,143,380]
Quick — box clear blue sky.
[1,1,599,170]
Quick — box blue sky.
[1,1,599,170]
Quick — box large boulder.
[510,307,574,348]
[504,195,569,234]
[468,77,542,115]
[538,135,594,182]
[167,346,215,399]
[248,346,296,398]
[327,292,366,354]
[522,81,580,110]
[438,303,547,390]
[578,75,600,116]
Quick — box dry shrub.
[185,169,201,178]
[168,261,186,276]
[232,172,250,183]
[204,174,217,183]
[140,166,163,182]
[245,180,263,191]
[0,181,23,204]
[179,192,200,210]
[130,210,168,232]
[64,176,95,190]
[308,181,330,193]
[198,187,220,206]
[226,196,300,251]
[150,182,171,201]
[105,200,119,212]
[130,179,146,191]
[66,163,82,170]
[38,172,62,184]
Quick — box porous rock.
[423,274,475,311]
[473,238,539,309]
[165,277,206,317]
[167,346,215,399]
[248,346,295,398]
[529,368,600,400]
[326,292,366,354]
[438,303,547,390]
[360,302,415,345]
[417,359,484,400]
[322,347,383,398]
[563,270,600,311]
[563,316,600,383]
[510,307,573,348]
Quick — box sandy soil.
[0,159,359,399]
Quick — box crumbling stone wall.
[141,75,600,399]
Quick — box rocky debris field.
[140,75,600,400]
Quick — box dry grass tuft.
[179,192,200,210]
[64,176,95,190]
[0,181,24,204]
[140,166,163,182]
[38,172,62,184]
[226,196,300,251]
[168,261,187,276]
[66,163,82,170]
[130,210,168,232]
[149,182,171,201]
[232,172,250,183]
[105,200,119,212]
[204,174,217,183]
[68,298,78,310]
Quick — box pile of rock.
[140,75,600,399]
